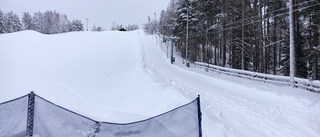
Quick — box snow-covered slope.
[0,30,319,137]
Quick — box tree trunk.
[259,0,264,73]
[278,30,282,72]
[241,0,245,70]
[222,0,226,67]
[263,6,268,74]
[289,0,295,86]
[273,8,277,75]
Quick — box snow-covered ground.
[0,30,319,137]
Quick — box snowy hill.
[1,30,320,137]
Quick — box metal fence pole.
[26,91,35,137]
[197,95,202,137]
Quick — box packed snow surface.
[0,30,319,137]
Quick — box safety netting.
[0,95,28,137]
[0,92,202,137]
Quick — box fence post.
[197,95,202,137]
[94,121,101,134]
[87,122,101,137]
[26,91,35,137]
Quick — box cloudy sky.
[0,0,170,30]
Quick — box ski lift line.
[219,3,318,32]
[230,39,285,49]
[234,39,255,47]
[205,3,319,35]
[187,21,292,40]
[216,0,316,30]
[206,1,309,31]
[163,1,316,37]
[265,40,286,48]
[160,3,318,41]
[191,3,318,38]
[206,2,318,34]
[187,23,287,39]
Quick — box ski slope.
[0,30,319,137]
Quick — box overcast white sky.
[0,0,170,30]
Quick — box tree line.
[144,0,320,80]
[0,10,84,34]
[111,22,140,31]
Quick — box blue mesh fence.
[0,92,202,137]
[0,95,28,137]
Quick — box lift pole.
[165,36,180,64]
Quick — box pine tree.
[158,0,177,36]
[13,13,22,32]
[173,0,200,61]
[4,11,22,33]
[59,14,70,33]
[32,11,44,33]
[0,10,6,33]
[22,12,33,30]
[295,32,308,78]
[300,0,320,80]
[71,19,84,31]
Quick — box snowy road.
[0,30,319,137]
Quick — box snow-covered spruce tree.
[52,11,62,33]
[192,0,216,64]
[22,12,33,30]
[71,19,84,31]
[280,22,308,79]
[30,10,72,34]
[300,0,320,80]
[295,33,308,78]
[159,0,177,36]
[266,0,286,75]
[4,11,22,33]
[59,14,70,33]
[173,0,200,62]
[43,11,57,34]
[0,10,6,33]
[304,46,320,80]
[32,11,44,33]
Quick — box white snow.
[1,30,320,137]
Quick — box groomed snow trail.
[137,32,320,137]
[0,30,319,137]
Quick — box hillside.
[0,30,319,137]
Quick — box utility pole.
[186,3,189,67]
[289,0,295,87]
[86,18,89,31]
